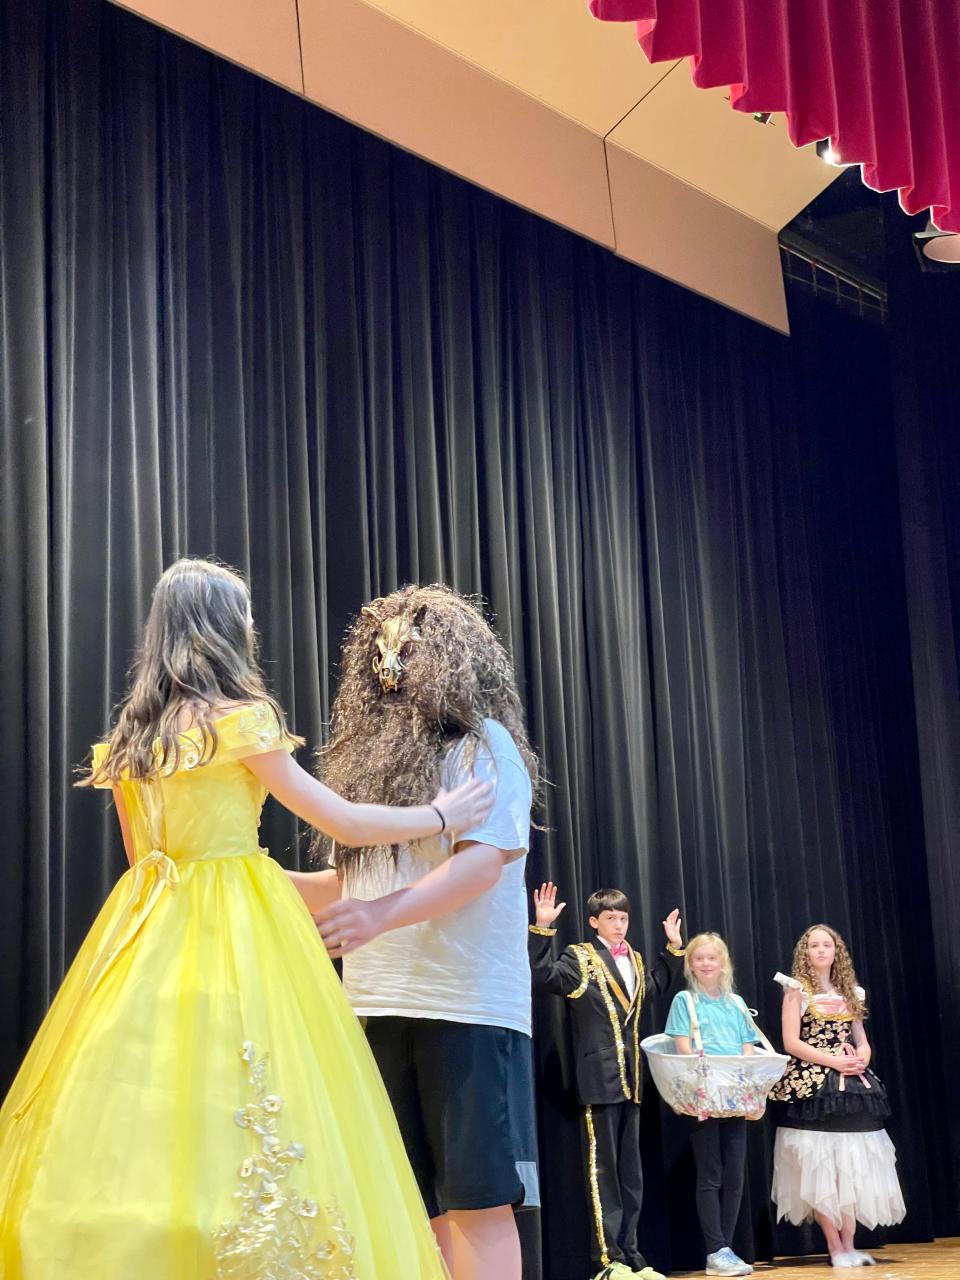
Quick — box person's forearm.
[673,1035,693,1055]
[337,800,446,847]
[260,764,443,847]
[783,1037,843,1068]
[372,844,503,933]
[286,868,340,913]
[853,1025,871,1064]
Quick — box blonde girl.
[665,933,760,1278]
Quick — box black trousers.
[581,1101,645,1270]
[687,1116,748,1255]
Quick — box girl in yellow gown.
[0,559,491,1280]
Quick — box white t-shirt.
[340,719,533,1036]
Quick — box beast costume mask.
[313,584,538,873]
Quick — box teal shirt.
[665,990,761,1055]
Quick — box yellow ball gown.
[0,703,447,1279]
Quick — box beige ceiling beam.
[113,0,304,94]
[111,0,838,332]
[297,0,616,249]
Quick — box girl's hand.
[314,897,385,958]
[431,780,494,839]
[836,1052,867,1075]
[533,882,567,928]
[662,908,683,948]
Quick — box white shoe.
[849,1252,876,1267]
[830,1254,860,1269]
[705,1249,752,1276]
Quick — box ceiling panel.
[110,0,840,330]
[298,0,617,248]
[609,72,836,229]
[112,0,303,92]
[350,0,671,133]
[607,141,790,330]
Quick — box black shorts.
[365,1016,540,1218]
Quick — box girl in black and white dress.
[769,925,905,1268]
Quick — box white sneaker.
[705,1249,752,1276]
[830,1254,861,1269]
[849,1252,876,1266]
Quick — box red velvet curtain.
[590,0,960,232]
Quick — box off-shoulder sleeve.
[89,742,114,788]
[206,703,297,763]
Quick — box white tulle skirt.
[772,1126,906,1230]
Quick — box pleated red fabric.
[590,0,960,231]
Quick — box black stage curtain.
[886,203,960,1217]
[1,3,957,1276]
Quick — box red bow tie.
[609,943,630,958]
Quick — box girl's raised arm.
[241,749,492,848]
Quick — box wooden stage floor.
[676,1239,960,1278]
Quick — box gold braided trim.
[634,951,646,1008]
[566,944,591,1000]
[666,943,686,957]
[631,981,642,1103]
[528,925,557,937]
[583,946,630,1100]
[584,1105,610,1268]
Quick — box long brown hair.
[80,558,297,784]
[791,923,867,1019]
[314,583,539,873]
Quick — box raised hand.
[533,881,567,928]
[662,907,683,948]
[431,779,494,838]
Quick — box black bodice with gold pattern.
[770,1004,890,1128]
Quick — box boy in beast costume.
[295,585,540,1280]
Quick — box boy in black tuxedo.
[529,884,685,1280]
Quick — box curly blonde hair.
[313,584,540,873]
[792,923,867,1019]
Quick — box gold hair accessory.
[362,608,420,693]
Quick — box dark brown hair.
[587,889,631,917]
[80,558,299,784]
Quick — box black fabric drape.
[886,201,960,1218]
[1,3,956,1277]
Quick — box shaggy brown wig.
[791,923,867,1019]
[314,584,539,873]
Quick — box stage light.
[913,221,960,272]
[816,139,851,167]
